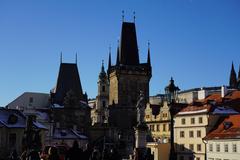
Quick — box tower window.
[102,86,105,92]
[102,101,106,108]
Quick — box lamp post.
[165,77,180,160]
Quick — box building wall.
[0,127,24,158]
[145,101,171,142]
[109,70,150,107]
[174,114,219,160]
[147,142,170,160]
[206,139,240,160]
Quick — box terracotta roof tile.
[204,114,240,140]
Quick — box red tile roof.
[204,114,240,140]
[178,90,240,115]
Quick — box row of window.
[208,143,237,153]
[181,117,203,125]
[149,124,170,132]
[180,130,202,138]
[179,144,202,152]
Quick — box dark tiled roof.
[204,114,240,140]
[119,22,139,65]
[53,63,85,105]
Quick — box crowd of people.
[8,140,121,160]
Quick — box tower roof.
[229,62,237,88]
[119,22,139,65]
[53,63,84,105]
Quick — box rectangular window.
[191,118,195,124]
[197,130,201,137]
[189,131,194,138]
[197,144,201,151]
[102,100,106,108]
[163,124,166,131]
[233,144,237,152]
[196,158,200,160]
[216,144,220,152]
[199,117,203,123]
[29,97,33,103]
[209,144,213,152]
[102,86,105,92]
[181,118,186,125]
[180,131,185,138]
[168,124,171,131]
[189,144,194,151]
[152,125,155,131]
[224,144,228,152]
[156,125,159,131]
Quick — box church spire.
[101,60,105,73]
[60,52,63,64]
[108,48,111,71]
[237,65,240,89]
[229,62,237,88]
[116,40,120,66]
[147,41,151,66]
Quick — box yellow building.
[174,94,222,160]
[145,101,171,143]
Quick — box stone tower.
[108,22,152,108]
[107,21,152,157]
[229,62,237,88]
[93,61,109,125]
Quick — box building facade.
[204,114,240,160]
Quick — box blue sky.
[0,0,240,106]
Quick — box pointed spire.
[133,11,136,23]
[122,10,125,22]
[108,47,112,70]
[119,22,139,65]
[229,62,237,88]
[60,52,62,64]
[75,53,78,64]
[147,41,151,66]
[238,65,240,81]
[101,60,105,73]
[116,40,120,66]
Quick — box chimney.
[198,88,208,100]
[221,85,228,98]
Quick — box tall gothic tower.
[108,22,152,108]
[229,62,237,88]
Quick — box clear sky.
[0,0,240,106]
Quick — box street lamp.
[165,77,180,160]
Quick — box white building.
[204,114,240,160]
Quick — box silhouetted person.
[9,149,19,160]
[48,147,60,160]
[82,143,93,160]
[146,148,154,160]
[65,140,83,160]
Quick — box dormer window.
[223,121,232,130]
[7,114,18,124]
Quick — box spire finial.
[75,53,78,64]
[101,59,104,72]
[122,10,125,22]
[60,52,62,64]
[147,41,151,66]
[133,11,136,23]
